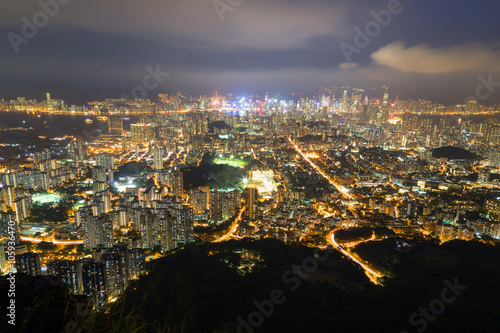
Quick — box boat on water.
[85,118,93,124]
[96,116,108,121]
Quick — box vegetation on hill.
[183,154,247,191]
[3,239,500,332]
[432,146,479,160]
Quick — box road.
[341,233,376,248]
[213,207,246,243]
[288,137,355,201]
[327,230,383,285]
[20,236,83,245]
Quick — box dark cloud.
[0,0,499,100]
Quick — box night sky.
[1,0,500,102]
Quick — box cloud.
[0,0,349,50]
[339,62,359,70]
[370,41,500,74]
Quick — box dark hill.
[432,146,479,160]
[5,240,500,333]
[115,161,153,178]
[103,239,500,333]
[208,121,231,134]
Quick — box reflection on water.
[0,112,136,136]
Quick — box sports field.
[31,193,62,205]
[214,157,248,168]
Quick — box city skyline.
[1,1,500,332]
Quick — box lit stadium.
[31,192,63,206]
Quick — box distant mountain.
[432,146,480,160]
[0,81,126,105]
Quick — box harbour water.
[0,112,137,136]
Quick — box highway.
[288,137,355,201]
[327,230,383,285]
[20,236,83,245]
[213,207,246,243]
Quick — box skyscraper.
[153,144,164,170]
[47,260,82,295]
[245,186,259,220]
[15,252,41,276]
[69,137,87,162]
[128,248,146,280]
[172,171,184,198]
[96,154,114,171]
[82,212,114,250]
[108,116,124,136]
[80,258,107,308]
[130,123,155,143]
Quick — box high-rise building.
[153,144,164,170]
[96,154,114,171]
[69,137,87,162]
[189,186,209,214]
[245,187,259,220]
[15,252,41,276]
[170,206,194,248]
[342,90,348,110]
[488,149,500,167]
[130,123,155,143]
[478,168,491,183]
[138,209,160,249]
[108,116,124,136]
[209,189,241,224]
[0,240,8,273]
[100,251,125,300]
[128,248,146,280]
[80,258,107,308]
[34,149,52,163]
[172,171,184,198]
[14,196,31,222]
[47,260,82,295]
[82,212,114,250]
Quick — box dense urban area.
[1,88,500,331]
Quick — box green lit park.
[213,155,248,168]
[25,191,81,224]
[31,192,63,206]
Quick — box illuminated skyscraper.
[128,248,146,280]
[488,149,500,167]
[170,206,194,248]
[172,171,184,198]
[96,154,114,171]
[69,137,87,162]
[15,252,41,276]
[487,124,500,145]
[108,116,124,136]
[130,123,154,143]
[82,212,114,250]
[80,258,107,308]
[47,260,82,295]
[342,90,348,110]
[138,209,160,249]
[153,144,164,170]
[245,186,259,220]
[0,240,7,273]
[14,196,31,222]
